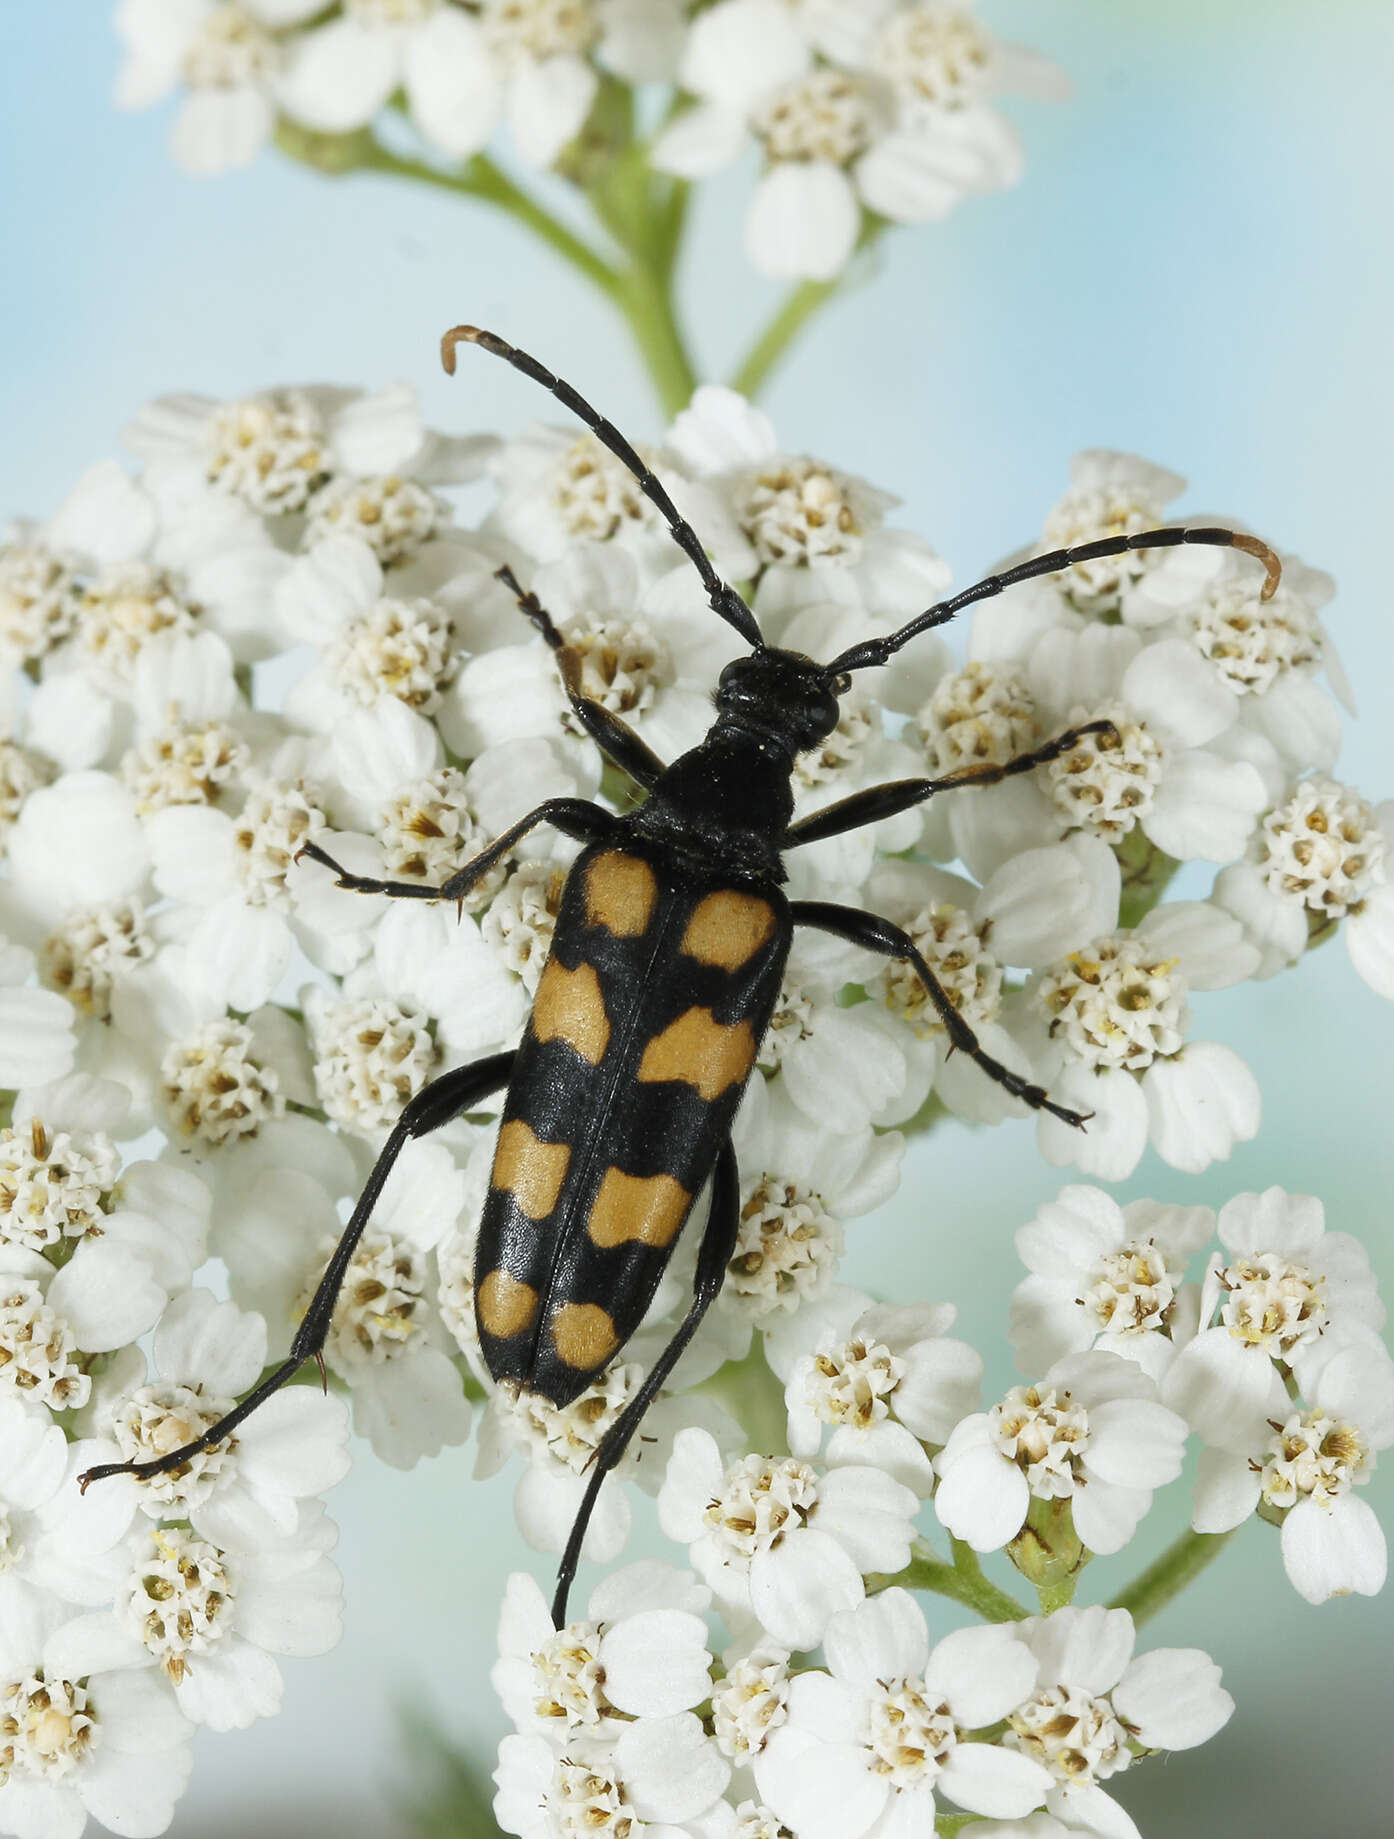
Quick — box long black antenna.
[441,325,764,651]
[825,525,1283,676]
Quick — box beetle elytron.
[82,328,1280,1625]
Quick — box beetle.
[81,328,1281,1627]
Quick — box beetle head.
[715,648,846,752]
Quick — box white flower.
[714,1082,904,1354]
[767,1283,981,1494]
[1010,1185,1214,1383]
[1032,451,1188,616]
[114,1504,343,1729]
[935,1350,1187,1557]
[142,763,333,1012]
[1163,1187,1386,1453]
[0,1576,194,1839]
[1215,781,1394,997]
[279,0,651,170]
[755,932,931,1134]
[219,1146,472,1467]
[493,1563,713,1743]
[710,1644,791,1764]
[303,986,439,1136]
[864,841,1121,1126]
[658,1426,918,1648]
[440,542,720,765]
[495,1717,732,1839]
[1192,1329,1394,1604]
[7,772,150,930]
[1004,1605,1233,1839]
[754,1589,1052,1833]
[665,386,950,624]
[93,1288,350,1546]
[277,539,462,733]
[1022,899,1263,1181]
[0,1399,143,1607]
[654,0,1042,280]
[473,1308,741,1566]
[120,631,256,818]
[488,423,744,588]
[114,0,324,175]
[1017,623,1267,865]
[1121,540,1346,772]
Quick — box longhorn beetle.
[81,328,1282,1627]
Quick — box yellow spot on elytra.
[588,1167,691,1249]
[532,958,610,1064]
[637,1008,757,1101]
[585,850,657,937]
[680,890,776,970]
[477,1270,539,1339]
[550,1302,619,1372]
[492,1119,570,1221]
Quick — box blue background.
[3,4,1392,1833]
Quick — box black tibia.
[296,798,615,902]
[441,325,764,651]
[496,564,668,791]
[550,1138,742,1628]
[826,527,1283,675]
[77,1052,516,1496]
[785,719,1117,848]
[791,901,1091,1130]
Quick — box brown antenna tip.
[1230,531,1282,601]
[440,324,484,375]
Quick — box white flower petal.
[1112,1646,1233,1749]
[402,9,500,159]
[278,15,401,131]
[745,162,860,282]
[748,1527,863,1649]
[934,1444,1028,1551]
[1142,1042,1260,1174]
[1280,1493,1387,1604]
[614,1712,729,1824]
[939,1742,1053,1819]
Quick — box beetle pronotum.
[82,329,1281,1627]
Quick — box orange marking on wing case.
[550,1302,619,1371]
[637,1008,757,1101]
[588,1167,691,1249]
[477,1270,540,1339]
[491,1119,571,1221]
[533,958,610,1064]
[680,889,776,970]
[585,850,657,936]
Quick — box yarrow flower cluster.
[112,0,1061,281]
[489,1177,1387,1838]
[2,380,1389,1834]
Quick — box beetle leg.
[297,796,616,902]
[496,564,668,791]
[76,1051,517,1495]
[549,1138,741,1628]
[791,900,1092,1130]
[783,719,1118,848]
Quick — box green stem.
[730,276,845,400]
[729,218,888,399]
[1108,1526,1237,1628]
[870,1536,1030,1623]
[273,122,699,414]
[612,259,698,419]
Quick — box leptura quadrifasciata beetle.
[82,328,1281,1626]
